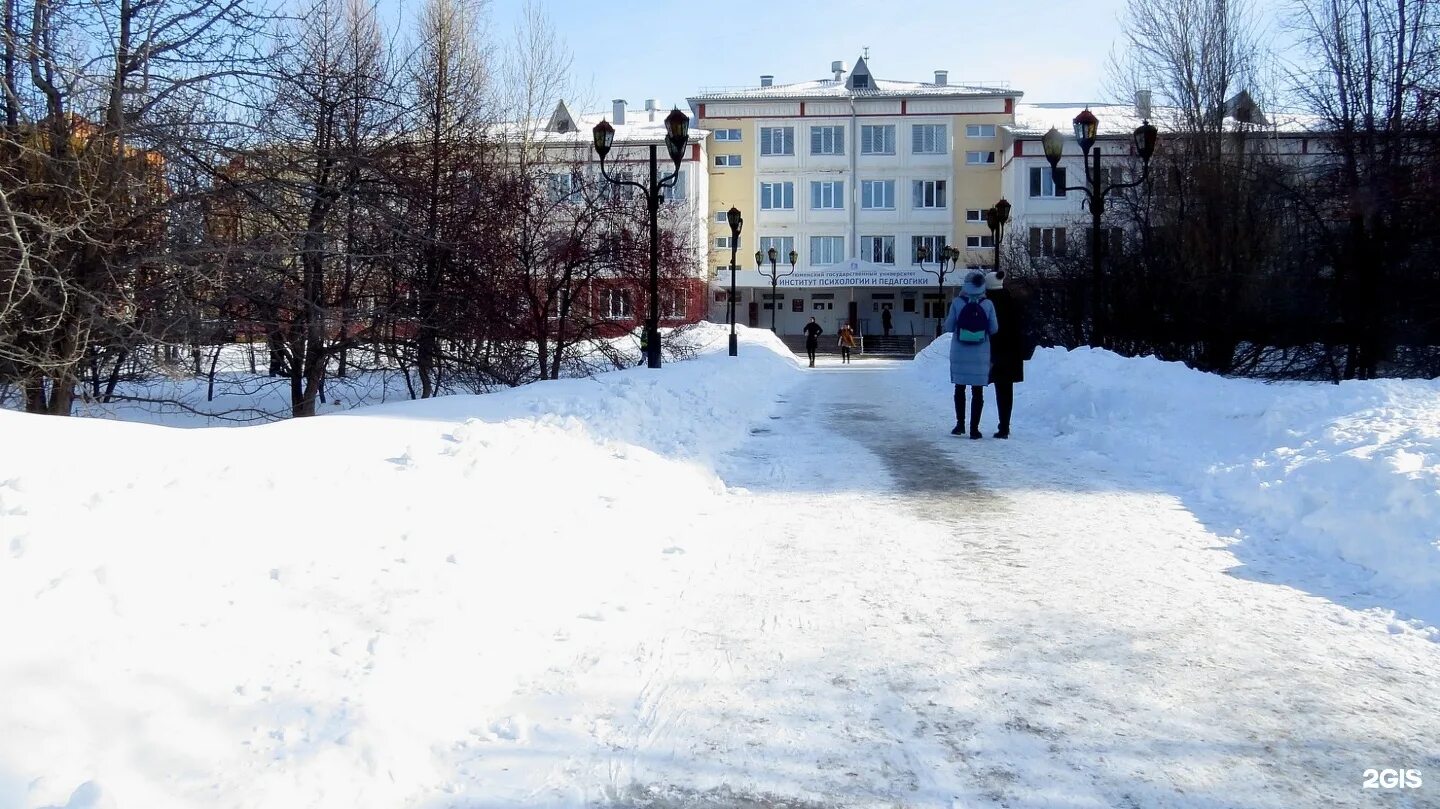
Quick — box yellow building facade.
[689,57,1020,339]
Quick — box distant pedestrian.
[637,327,648,366]
[838,322,857,364]
[881,305,893,336]
[802,317,823,367]
[985,270,1033,439]
[942,270,999,439]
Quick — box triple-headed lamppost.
[984,198,1012,278]
[755,246,797,333]
[726,207,742,356]
[592,108,691,369]
[916,244,962,336]
[1041,109,1158,347]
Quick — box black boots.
[954,386,984,439]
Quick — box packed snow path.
[540,359,1440,808]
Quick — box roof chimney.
[934,70,948,86]
[612,99,626,126]
[831,60,847,82]
[760,74,773,87]
[1136,89,1152,119]
[644,98,657,121]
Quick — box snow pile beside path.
[347,322,801,467]
[0,323,799,809]
[912,341,1440,617]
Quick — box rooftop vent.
[645,98,657,121]
[611,99,626,126]
[760,74,773,87]
[935,70,948,86]
[831,60,847,81]
[1136,89,1152,119]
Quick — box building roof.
[496,100,709,149]
[690,77,1015,103]
[1010,100,1324,138]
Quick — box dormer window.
[852,74,869,88]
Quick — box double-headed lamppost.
[1042,109,1158,347]
[755,247,797,333]
[984,198,1012,277]
[592,108,691,369]
[916,244,962,336]
[726,207,742,356]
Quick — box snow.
[3,325,1438,808]
[912,342,1440,630]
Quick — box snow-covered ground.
[1,324,1437,808]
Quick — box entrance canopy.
[722,258,966,289]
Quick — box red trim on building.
[799,102,806,116]
[691,143,700,160]
[1302,139,1309,154]
[900,100,907,115]
[1005,97,1013,113]
[698,103,706,117]
[1014,140,1023,156]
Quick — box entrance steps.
[778,334,927,359]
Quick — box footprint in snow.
[662,546,685,555]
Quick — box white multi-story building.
[691,57,1021,338]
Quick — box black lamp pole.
[1042,110,1158,348]
[726,207,742,356]
[757,247,796,333]
[917,244,960,336]
[985,198,1011,277]
[592,109,691,369]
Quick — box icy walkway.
[513,359,1440,808]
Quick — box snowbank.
[912,341,1440,621]
[0,323,801,809]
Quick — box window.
[810,236,844,265]
[861,180,895,210]
[1029,166,1067,197]
[715,236,731,249]
[913,180,947,209]
[1029,227,1068,257]
[715,211,729,223]
[548,172,575,201]
[966,124,997,138]
[912,235,947,263]
[606,170,637,201]
[602,288,632,319]
[761,292,784,311]
[758,236,795,263]
[667,168,686,200]
[811,125,845,155]
[663,289,686,319]
[811,181,844,210]
[965,235,995,249]
[715,154,742,167]
[862,235,895,264]
[861,125,896,155]
[965,150,996,165]
[965,209,985,223]
[760,181,794,210]
[1086,226,1125,257]
[760,126,794,156]
[923,294,946,319]
[713,128,742,141]
[852,74,870,88]
[912,124,948,154]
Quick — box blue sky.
[378,0,1137,115]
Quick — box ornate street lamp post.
[1042,109,1158,347]
[726,207,742,356]
[917,244,961,336]
[985,198,1011,277]
[756,246,797,333]
[592,108,690,368]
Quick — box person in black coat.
[802,317,823,367]
[984,270,1031,438]
[881,305,893,336]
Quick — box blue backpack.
[954,296,990,344]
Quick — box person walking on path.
[636,328,649,367]
[838,322,857,364]
[942,270,1000,438]
[802,317,823,367]
[984,270,1031,439]
[881,305,893,337]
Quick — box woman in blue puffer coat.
[942,270,1000,438]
